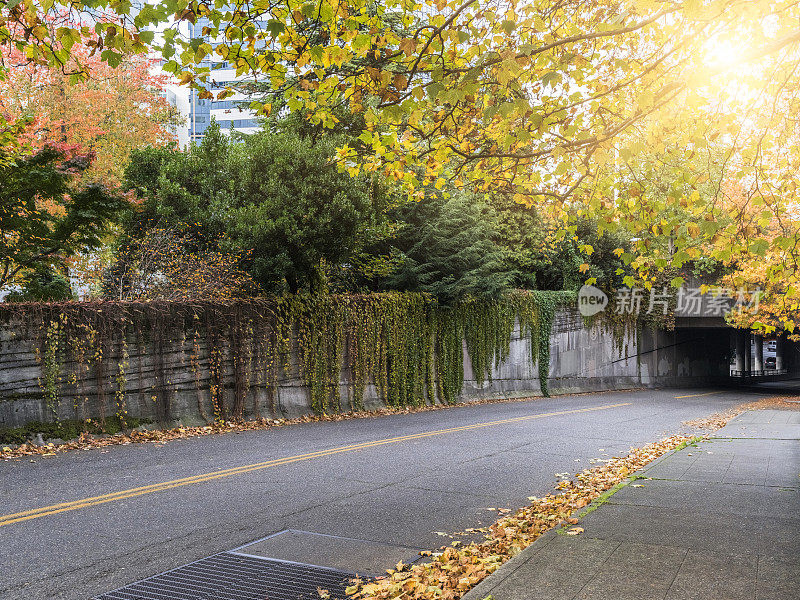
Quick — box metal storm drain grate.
[95,551,355,600]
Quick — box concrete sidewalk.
[463,409,800,600]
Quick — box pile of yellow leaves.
[347,434,692,600]
[683,410,741,432]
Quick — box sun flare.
[702,38,748,71]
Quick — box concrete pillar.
[776,336,785,371]
[754,335,764,374]
[733,329,744,375]
[734,331,746,375]
[744,332,752,375]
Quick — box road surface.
[0,387,775,599]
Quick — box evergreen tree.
[383,192,515,304]
[117,120,379,295]
[5,267,74,302]
[231,131,376,293]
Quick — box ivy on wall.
[0,290,575,424]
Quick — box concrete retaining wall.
[0,307,726,429]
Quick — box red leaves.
[0,36,179,184]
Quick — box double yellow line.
[0,402,630,528]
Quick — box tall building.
[162,20,262,146]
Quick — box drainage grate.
[95,552,355,600]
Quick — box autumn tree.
[715,182,800,335]
[102,227,256,301]
[148,0,800,329]
[0,1,152,75]
[0,112,28,164]
[0,38,181,184]
[0,144,126,294]
[8,0,800,328]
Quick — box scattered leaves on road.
[682,395,800,432]
[346,434,693,600]
[0,395,548,461]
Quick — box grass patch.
[673,435,703,452]
[568,473,651,526]
[576,480,628,519]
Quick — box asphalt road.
[0,387,778,599]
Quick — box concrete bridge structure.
[631,271,799,390]
[663,314,796,389]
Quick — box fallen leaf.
[566,527,585,535]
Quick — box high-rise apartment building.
[162,19,262,146]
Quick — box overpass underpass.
[641,316,800,392]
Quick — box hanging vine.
[2,291,584,430]
[115,332,129,427]
[39,317,62,418]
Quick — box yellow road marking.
[0,402,631,528]
[675,392,720,399]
